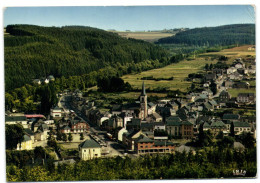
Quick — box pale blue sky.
[4,5,255,31]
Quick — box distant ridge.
[156,24,255,46]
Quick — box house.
[5,116,28,128]
[32,79,41,85]
[70,120,89,133]
[151,112,163,122]
[237,68,248,75]
[204,73,216,81]
[213,69,224,75]
[219,90,231,103]
[181,120,194,139]
[123,130,143,151]
[24,128,35,143]
[229,72,243,80]
[61,125,71,134]
[232,82,249,89]
[78,138,101,160]
[35,123,49,141]
[141,122,154,132]
[135,135,176,154]
[223,114,240,122]
[210,120,227,136]
[44,78,50,84]
[248,46,255,51]
[126,118,141,131]
[202,89,213,99]
[147,102,156,115]
[47,75,55,81]
[154,122,166,131]
[234,62,245,69]
[50,106,63,118]
[17,134,33,150]
[237,93,255,103]
[202,122,211,131]
[227,67,237,75]
[233,122,251,135]
[224,80,234,88]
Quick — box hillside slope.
[4,25,168,91]
[156,24,255,46]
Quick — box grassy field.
[227,88,256,98]
[122,57,217,92]
[109,31,175,42]
[200,45,256,65]
[122,45,255,92]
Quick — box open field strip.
[122,58,218,92]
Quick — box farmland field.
[110,31,175,42]
[227,88,256,98]
[122,58,217,92]
[122,45,255,92]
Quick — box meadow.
[122,45,255,92]
[110,31,175,42]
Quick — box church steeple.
[141,81,146,96]
[139,81,147,119]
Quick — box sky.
[4,5,255,31]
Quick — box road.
[59,94,125,158]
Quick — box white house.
[79,139,102,160]
[50,106,63,118]
[233,122,251,135]
[227,67,237,75]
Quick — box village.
[5,56,256,165]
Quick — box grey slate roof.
[22,134,31,142]
[6,116,27,122]
[24,128,34,136]
[211,121,226,128]
[223,114,240,120]
[233,121,250,128]
[79,139,101,148]
[166,116,181,126]
[136,135,153,143]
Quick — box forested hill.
[156,24,255,46]
[4,25,168,91]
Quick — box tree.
[62,133,68,142]
[68,133,73,142]
[216,131,224,140]
[34,146,46,159]
[230,122,235,137]
[80,133,84,141]
[56,131,62,141]
[190,83,195,90]
[209,64,213,70]
[5,124,25,149]
[209,81,217,95]
[205,64,209,70]
[241,132,255,148]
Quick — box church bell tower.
[140,81,148,119]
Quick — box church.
[111,81,148,120]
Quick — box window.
[93,149,95,152]
[84,150,86,152]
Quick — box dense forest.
[6,147,256,181]
[5,25,168,91]
[156,24,255,46]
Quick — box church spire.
[141,81,146,96]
